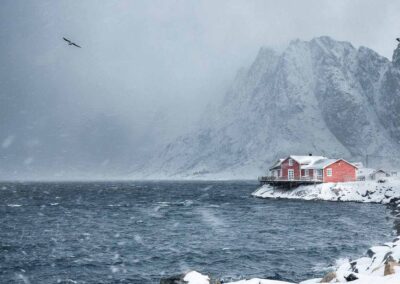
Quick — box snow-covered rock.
[139,36,400,179]
[252,179,400,204]
[160,271,211,284]
[183,271,210,284]
[227,278,294,284]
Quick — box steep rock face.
[378,45,400,143]
[142,37,400,178]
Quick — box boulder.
[160,271,219,284]
[160,274,187,284]
[344,273,358,282]
[320,271,336,283]
[384,260,400,276]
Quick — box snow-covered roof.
[352,162,364,168]
[269,159,284,170]
[289,155,327,165]
[302,158,337,169]
[270,155,357,170]
[371,169,389,175]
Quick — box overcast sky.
[1,0,400,179]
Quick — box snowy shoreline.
[248,180,400,283]
[167,180,400,284]
[252,180,400,204]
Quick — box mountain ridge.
[138,36,400,179]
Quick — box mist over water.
[0,181,395,283]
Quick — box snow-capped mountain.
[140,36,400,179]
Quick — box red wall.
[323,160,356,183]
[281,158,301,180]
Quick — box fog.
[1,0,400,180]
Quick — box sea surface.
[0,181,396,283]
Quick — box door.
[288,169,294,180]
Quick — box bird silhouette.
[63,37,81,48]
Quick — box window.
[288,159,293,166]
[317,170,323,177]
[327,168,332,177]
[304,169,309,176]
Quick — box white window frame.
[288,169,294,180]
[327,168,332,177]
[304,169,309,176]
[279,169,282,177]
[317,170,323,177]
[288,159,293,166]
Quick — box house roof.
[289,155,327,165]
[303,158,358,170]
[269,159,284,170]
[371,169,388,175]
[269,155,357,171]
[302,158,337,169]
[269,155,326,170]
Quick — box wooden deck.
[258,176,323,187]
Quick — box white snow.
[227,278,294,284]
[289,155,327,166]
[252,179,400,204]
[183,271,210,284]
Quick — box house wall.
[323,160,357,183]
[270,169,280,177]
[281,158,301,180]
[300,169,314,178]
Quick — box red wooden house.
[261,154,357,185]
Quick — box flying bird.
[396,38,400,43]
[63,37,81,48]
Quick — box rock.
[382,252,393,264]
[344,273,358,282]
[350,261,357,272]
[160,274,186,284]
[160,271,219,284]
[366,249,375,258]
[320,271,336,283]
[384,260,400,276]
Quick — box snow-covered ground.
[252,179,400,204]
[177,179,400,284]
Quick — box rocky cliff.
[141,36,400,179]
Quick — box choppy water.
[0,181,396,283]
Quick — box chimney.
[309,153,312,156]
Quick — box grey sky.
[1,0,400,179]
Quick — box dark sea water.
[0,181,396,284]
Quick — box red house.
[263,155,357,184]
